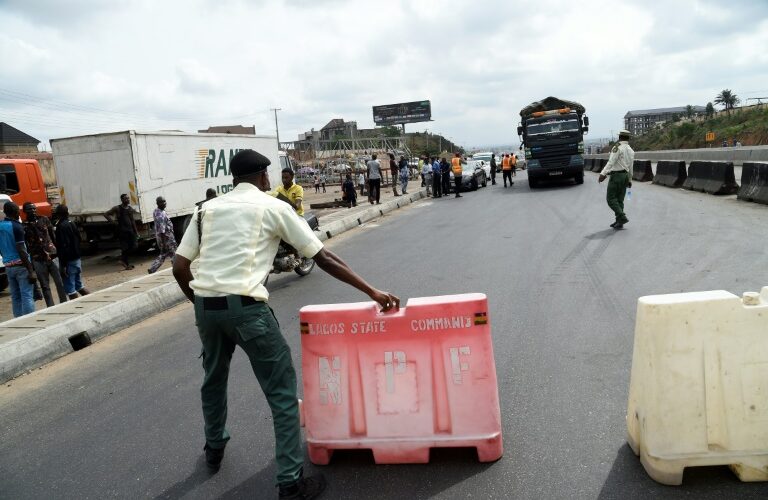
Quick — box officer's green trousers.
[606,171,629,223]
[194,296,303,486]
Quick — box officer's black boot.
[279,473,327,499]
[203,443,225,472]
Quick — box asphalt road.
[2,170,768,499]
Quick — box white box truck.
[50,130,284,250]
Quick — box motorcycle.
[271,212,320,277]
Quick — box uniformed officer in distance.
[598,129,635,229]
[173,149,399,500]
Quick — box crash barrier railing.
[299,293,503,465]
[652,160,687,188]
[591,158,606,173]
[737,162,768,205]
[584,158,594,172]
[681,161,739,195]
[632,160,653,182]
[627,286,768,485]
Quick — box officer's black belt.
[202,295,261,310]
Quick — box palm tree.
[714,89,740,113]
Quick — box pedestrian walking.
[313,174,320,193]
[366,154,382,204]
[399,155,409,194]
[320,173,326,193]
[22,202,67,306]
[421,157,432,196]
[440,157,451,195]
[54,205,90,300]
[388,153,400,196]
[172,149,399,499]
[342,173,357,207]
[418,157,425,186]
[104,194,139,270]
[431,156,442,198]
[490,153,498,185]
[451,152,464,198]
[511,152,518,177]
[599,129,635,229]
[0,202,36,317]
[357,171,366,197]
[147,197,177,274]
[501,154,514,187]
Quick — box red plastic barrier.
[299,293,503,464]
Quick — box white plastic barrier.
[626,287,768,485]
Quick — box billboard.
[373,100,432,126]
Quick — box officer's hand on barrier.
[370,290,400,312]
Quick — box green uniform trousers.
[193,296,303,486]
[606,171,629,223]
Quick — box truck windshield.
[527,119,580,136]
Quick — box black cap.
[230,149,271,177]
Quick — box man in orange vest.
[451,152,464,198]
[501,154,514,188]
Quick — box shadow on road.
[152,455,215,500]
[597,444,768,499]
[585,229,616,240]
[215,448,495,499]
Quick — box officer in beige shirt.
[173,149,399,500]
[599,129,635,229]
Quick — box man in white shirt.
[173,149,399,499]
[366,154,382,204]
[599,130,635,229]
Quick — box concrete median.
[653,160,687,188]
[682,161,739,195]
[737,162,768,205]
[591,159,606,173]
[0,189,427,384]
[632,160,653,182]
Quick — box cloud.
[0,0,766,147]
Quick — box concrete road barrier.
[737,162,768,205]
[632,160,653,182]
[627,286,768,485]
[591,159,605,173]
[653,160,687,188]
[584,158,594,172]
[682,161,739,195]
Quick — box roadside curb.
[0,189,427,384]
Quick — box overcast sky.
[1,0,767,149]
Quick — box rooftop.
[625,106,707,118]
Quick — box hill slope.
[628,105,768,151]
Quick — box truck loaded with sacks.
[50,131,284,250]
[517,97,589,188]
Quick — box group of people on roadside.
[0,201,90,318]
[420,152,467,198]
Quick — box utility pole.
[271,108,282,148]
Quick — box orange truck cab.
[0,159,52,220]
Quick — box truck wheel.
[529,178,538,189]
[576,174,584,185]
[173,215,193,241]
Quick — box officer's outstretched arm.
[173,255,196,302]
[313,248,399,312]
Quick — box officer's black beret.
[230,149,271,177]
